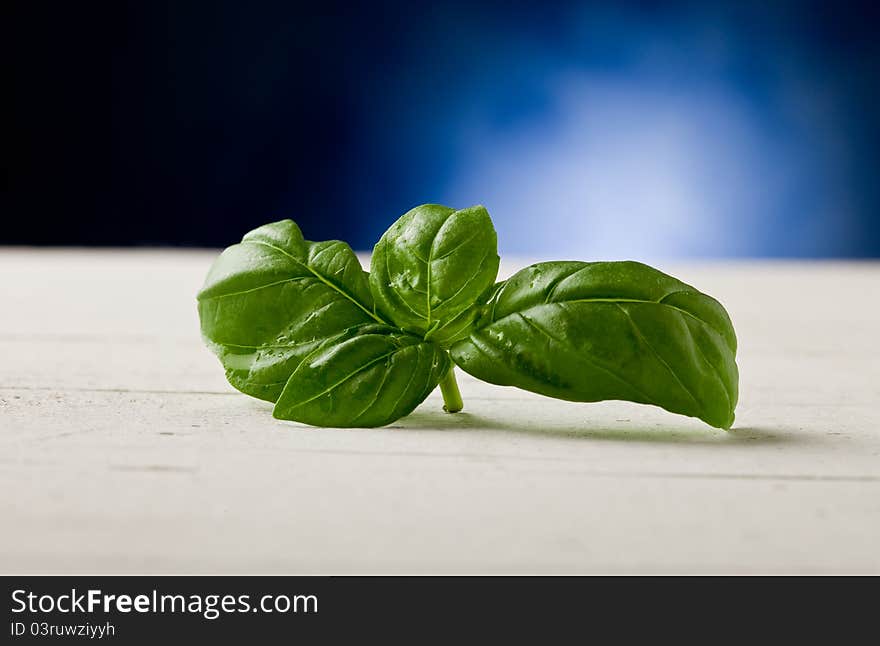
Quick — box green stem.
[439,366,463,413]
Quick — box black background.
[5,1,880,252]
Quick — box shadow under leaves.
[392,410,790,446]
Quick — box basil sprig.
[198,205,739,429]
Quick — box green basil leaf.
[197,219,385,402]
[369,204,500,345]
[273,331,450,427]
[450,261,739,429]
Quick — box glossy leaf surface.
[370,204,499,345]
[197,219,383,402]
[450,261,739,429]
[273,331,450,427]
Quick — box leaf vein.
[515,312,658,406]
[615,304,702,410]
[246,239,385,324]
[281,349,398,412]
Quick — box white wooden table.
[1,249,878,574]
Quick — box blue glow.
[349,3,875,258]
[443,72,852,258]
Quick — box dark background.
[4,0,880,257]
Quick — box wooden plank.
[1,248,878,573]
